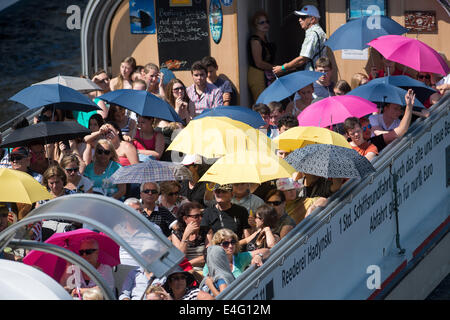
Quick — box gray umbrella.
[285,144,376,179]
[33,75,101,93]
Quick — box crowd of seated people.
[0,44,447,300]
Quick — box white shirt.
[368,114,401,137]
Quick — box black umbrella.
[0,121,91,148]
[285,144,376,179]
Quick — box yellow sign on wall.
[170,0,192,6]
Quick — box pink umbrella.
[368,35,450,76]
[297,95,378,128]
[23,228,120,281]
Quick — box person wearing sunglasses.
[416,72,442,108]
[165,78,195,125]
[201,184,252,243]
[83,139,125,199]
[273,5,327,75]
[171,201,209,274]
[248,10,276,104]
[264,189,295,239]
[203,228,270,279]
[102,121,139,167]
[162,266,201,300]
[60,154,93,193]
[199,245,235,298]
[140,182,176,237]
[240,205,280,252]
[60,238,114,297]
[344,117,379,161]
[158,181,188,216]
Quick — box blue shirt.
[83,160,121,197]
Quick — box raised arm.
[382,89,415,145]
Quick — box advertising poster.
[129,0,156,34]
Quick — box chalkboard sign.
[156,0,210,71]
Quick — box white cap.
[181,154,202,166]
[294,5,320,18]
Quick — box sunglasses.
[418,74,431,80]
[221,240,237,248]
[142,189,158,194]
[168,191,179,196]
[187,213,203,219]
[266,200,283,206]
[79,248,97,256]
[96,148,111,155]
[258,20,270,25]
[95,78,109,84]
[362,124,372,132]
[65,167,79,173]
[10,156,25,162]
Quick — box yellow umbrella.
[273,126,351,152]
[167,117,275,158]
[0,168,52,204]
[198,150,296,185]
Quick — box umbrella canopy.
[0,168,52,204]
[194,106,266,128]
[110,159,193,184]
[296,95,378,128]
[23,229,120,281]
[368,75,436,104]
[368,35,450,76]
[160,68,176,85]
[33,75,102,93]
[347,81,425,108]
[273,126,351,152]
[9,84,100,112]
[0,121,91,149]
[0,260,72,300]
[97,89,182,123]
[198,150,296,185]
[285,144,376,179]
[167,117,275,158]
[255,71,323,104]
[325,16,408,51]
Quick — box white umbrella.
[33,75,101,93]
[0,259,72,300]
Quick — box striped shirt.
[299,23,327,71]
[186,82,223,116]
[179,287,200,300]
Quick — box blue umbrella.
[98,89,182,123]
[324,16,409,51]
[160,68,176,85]
[347,81,425,108]
[9,84,100,112]
[368,75,436,104]
[193,105,265,128]
[256,71,323,105]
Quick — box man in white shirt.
[273,5,327,74]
